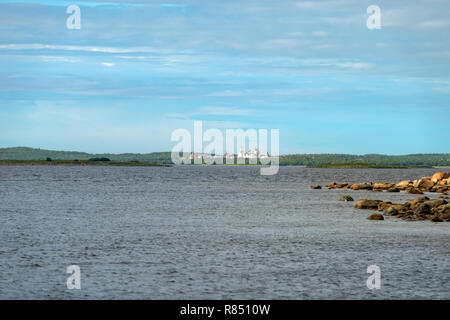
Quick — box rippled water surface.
[0,165,449,299]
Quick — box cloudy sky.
[0,0,449,154]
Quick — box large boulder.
[424,199,447,209]
[431,172,450,183]
[384,207,398,216]
[406,187,424,195]
[414,203,432,215]
[405,196,430,210]
[438,178,450,186]
[378,202,393,211]
[413,178,434,190]
[350,183,373,191]
[390,204,407,212]
[430,185,448,193]
[396,180,412,189]
[367,213,384,220]
[373,182,395,190]
[355,199,382,209]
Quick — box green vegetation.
[88,157,111,162]
[0,147,449,168]
[0,147,172,164]
[307,163,430,168]
[280,153,450,167]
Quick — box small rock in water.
[387,187,400,192]
[310,185,321,189]
[339,195,354,202]
[355,199,382,209]
[367,213,384,220]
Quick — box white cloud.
[39,56,82,63]
[312,31,327,37]
[335,62,372,70]
[101,62,116,67]
[417,20,450,29]
[0,43,175,54]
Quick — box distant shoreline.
[0,160,440,169]
[1,147,449,168]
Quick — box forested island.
[0,147,449,168]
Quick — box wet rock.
[396,180,412,189]
[355,199,382,209]
[387,187,400,192]
[439,204,450,214]
[336,182,349,188]
[350,183,373,191]
[384,207,398,216]
[310,185,321,189]
[414,203,432,215]
[423,199,447,209]
[391,204,406,212]
[439,212,450,221]
[412,214,427,221]
[406,187,424,195]
[327,182,337,188]
[373,182,396,190]
[378,202,393,211]
[431,215,443,222]
[339,195,354,202]
[367,213,384,220]
[413,178,434,189]
[430,185,448,193]
[405,196,430,210]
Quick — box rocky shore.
[310,171,450,222]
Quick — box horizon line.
[1,146,449,157]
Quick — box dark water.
[0,165,449,299]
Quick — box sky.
[0,0,449,154]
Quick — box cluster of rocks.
[355,196,450,222]
[310,171,450,222]
[316,171,450,195]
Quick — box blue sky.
[0,0,449,154]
